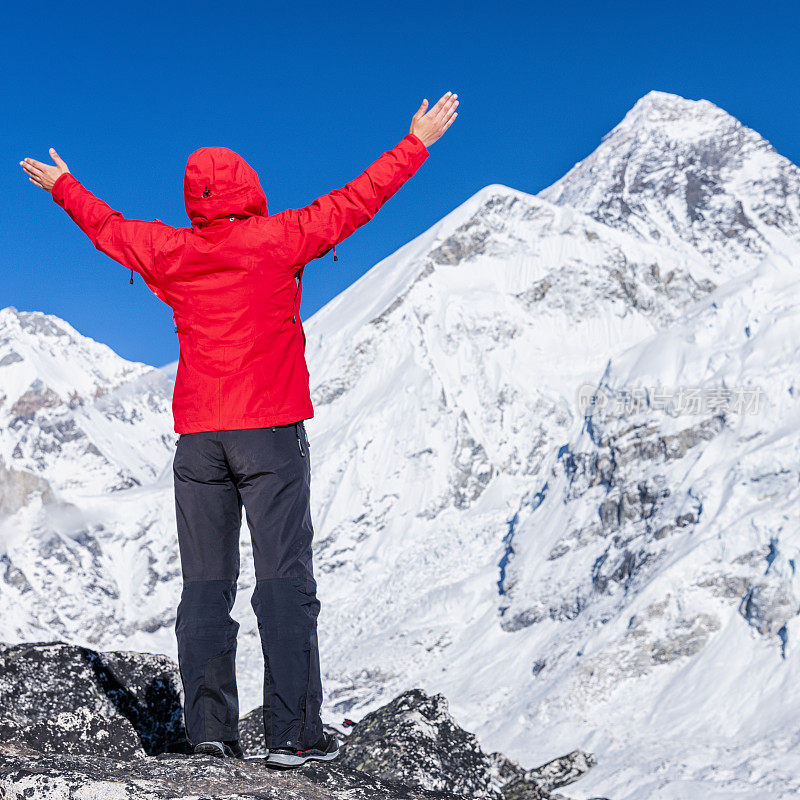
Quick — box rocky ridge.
[0,642,604,800]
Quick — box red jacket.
[52,133,429,434]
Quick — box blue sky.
[3,0,800,367]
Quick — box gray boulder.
[337,688,526,798]
[0,640,186,758]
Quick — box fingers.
[417,91,459,125]
[26,173,46,190]
[20,146,67,195]
[429,91,452,114]
[435,93,458,123]
[412,99,428,121]
[19,156,54,191]
[20,160,45,180]
[21,157,48,172]
[49,147,67,169]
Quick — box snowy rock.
[0,643,601,799]
[0,641,185,758]
[337,689,550,799]
[0,456,54,516]
[507,749,597,794]
[0,741,462,799]
[739,578,798,637]
[243,688,604,799]
[0,306,175,499]
[541,90,800,271]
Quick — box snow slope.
[493,254,800,798]
[1,91,799,798]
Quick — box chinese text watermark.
[576,384,765,416]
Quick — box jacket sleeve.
[51,173,174,293]
[271,133,429,269]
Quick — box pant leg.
[223,422,323,750]
[173,432,242,746]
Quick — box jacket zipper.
[291,271,301,323]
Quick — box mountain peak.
[0,307,174,497]
[539,91,800,271]
[611,90,739,143]
[630,89,710,112]
[0,306,78,342]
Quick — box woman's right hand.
[410,91,459,148]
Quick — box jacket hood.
[184,147,268,227]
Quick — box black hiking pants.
[172,421,323,751]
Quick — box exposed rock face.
[0,643,601,800]
[504,749,598,795]
[0,641,186,759]
[335,689,600,800]
[9,379,62,421]
[246,689,604,800]
[0,741,459,800]
[497,411,723,634]
[739,578,799,637]
[338,689,542,799]
[0,457,55,517]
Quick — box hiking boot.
[193,739,245,758]
[265,731,340,768]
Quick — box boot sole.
[243,751,270,760]
[193,742,242,758]
[265,749,340,768]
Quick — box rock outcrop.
[0,641,186,759]
[0,642,602,799]
[336,689,546,798]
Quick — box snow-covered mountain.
[1,91,799,798]
[0,308,175,496]
[0,308,181,645]
[541,90,800,270]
